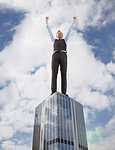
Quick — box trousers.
[51,52,67,94]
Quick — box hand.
[73,16,76,24]
[45,16,49,24]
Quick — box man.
[46,16,76,95]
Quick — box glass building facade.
[32,92,88,150]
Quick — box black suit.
[51,39,67,94]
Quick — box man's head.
[56,30,63,39]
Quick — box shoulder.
[62,39,66,42]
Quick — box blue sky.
[84,22,115,64]
[0,0,115,150]
[0,9,26,51]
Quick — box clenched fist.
[45,16,49,24]
[73,16,76,24]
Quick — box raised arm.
[45,16,55,43]
[65,16,77,43]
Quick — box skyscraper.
[32,92,88,150]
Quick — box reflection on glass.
[32,92,88,150]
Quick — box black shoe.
[50,92,56,96]
[62,92,68,97]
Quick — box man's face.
[57,30,63,39]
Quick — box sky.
[0,0,115,150]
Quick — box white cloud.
[0,82,19,106]
[0,0,115,149]
[88,112,115,150]
[2,140,30,150]
[0,126,14,140]
[0,0,35,11]
[67,34,115,110]
[107,61,115,75]
[0,98,39,135]
[112,50,115,60]
[84,107,96,125]
[0,0,115,30]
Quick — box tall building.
[32,92,88,150]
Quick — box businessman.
[46,16,76,95]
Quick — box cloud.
[0,0,34,11]
[67,34,115,110]
[112,50,115,60]
[0,0,115,30]
[0,0,115,150]
[84,107,96,125]
[88,112,115,150]
[0,97,38,141]
[0,81,19,106]
[107,61,115,75]
[1,140,30,150]
[0,126,14,141]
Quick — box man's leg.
[60,53,67,94]
[51,53,59,94]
